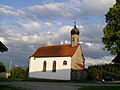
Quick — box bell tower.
[71,22,80,47]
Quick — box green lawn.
[78,86,120,90]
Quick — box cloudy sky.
[0,0,116,68]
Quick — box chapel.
[29,22,86,80]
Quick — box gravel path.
[0,81,120,90]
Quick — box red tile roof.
[31,44,79,57]
[76,63,84,68]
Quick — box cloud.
[80,24,103,44]
[0,0,116,68]
[23,0,115,20]
[81,42,110,59]
[80,0,115,16]
[0,37,6,43]
[0,0,116,21]
[85,55,115,68]
[0,4,25,18]
[0,24,13,43]
[16,21,41,30]
[0,22,112,67]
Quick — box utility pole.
[9,59,12,71]
[6,59,12,78]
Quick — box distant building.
[112,54,120,63]
[29,22,86,80]
[0,41,8,78]
[0,41,8,53]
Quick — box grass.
[78,86,120,90]
[0,85,27,90]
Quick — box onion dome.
[71,22,79,35]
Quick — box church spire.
[71,22,80,47]
[71,21,79,35]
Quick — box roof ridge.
[39,44,71,48]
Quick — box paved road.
[0,81,120,90]
[0,82,77,90]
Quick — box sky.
[0,0,116,69]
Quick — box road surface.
[0,81,120,90]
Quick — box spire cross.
[74,21,77,28]
[74,21,76,26]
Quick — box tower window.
[63,60,67,65]
[43,61,47,72]
[72,37,74,41]
[52,61,56,72]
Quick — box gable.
[31,44,80,57]
[71,44,85,70]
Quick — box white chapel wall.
[29,57,71,80]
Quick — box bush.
[10,67,28,79]
[0,61,6,73]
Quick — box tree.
[102,0,120,54]
[87,64,120,81]
[0,61,6,73]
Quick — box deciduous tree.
[102,0,120,54]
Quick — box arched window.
[63,60,67,65]
[43,61,47,72]
[52,61,56,72]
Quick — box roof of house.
[112,54,120,63]
[31,44,80,57]
[0,41,8,53]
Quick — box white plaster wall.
[29,57,71,80]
